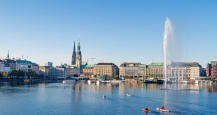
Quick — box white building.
[190,66,201,79]
[0,59,16,73]
[16,59,39,73]
[168,62,202,81]
[0,60,5,72]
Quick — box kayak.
[142,109,152,113]
[156,108,169,112]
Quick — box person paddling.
[160,105,165,110]
[142,107,151,112]
[145,108,149,111]
[156,105,169,112]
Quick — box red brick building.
[206,61,217,77]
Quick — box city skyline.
[0,0,217,66]
[1,1,217,115]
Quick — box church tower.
[71,41,76,65]
[76,42,82,73]
[7,50,10,59]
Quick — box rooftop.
[138,64,147,68]
[170,62,201,67]
[210,61,217,66]
[96,63,116,66]
[148,62,164,67]
[16,59,38,66]
[16,59,32,64]
[120,62,141,67]
[84,64,94,68]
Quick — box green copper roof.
[84,64,94,68]
[138,64,146,68]
[148,62,163,67]
[211,61,217,66]
[68,65,77,68]
[81,63,88,68]
[16,59,34,65]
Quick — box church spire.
[77,41,81,53]
[76,41,82,74]
[73,41,76,52]
[7,50,10,59]
[71,41,76,65]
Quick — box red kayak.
[142,109,152,113]
[156,108,169,112]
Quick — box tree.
[97,75,106,81]
[9,70,25,78]
[17,70,25,77]
[27,71,38,77]
[2,72,8,77]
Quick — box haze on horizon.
[0,0,217,67]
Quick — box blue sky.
[0,0,217,67]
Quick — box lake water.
[0,81,217,115]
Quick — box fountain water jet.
[163,17,174,84]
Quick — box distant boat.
[156,80,164,84]
[102,95,106,99]
[144,80,164,84]
[179,80,192,84]
[87,80,92,84]
[126,93,131,96]
[100,80,111,83]
[156,108,169,112]
[24,79,30,82]
[96,81,100,85]
[144,80,154,83]
[87,80,96,84]
[62,80,66,84]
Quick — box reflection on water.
[0,81,217,115]
[207,84,217,93]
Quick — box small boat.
[142,109,151,113]
[87,80,96,84]
[126,93,131,96]
[62,80,66,84]
[156,108,169,112]
[102,95,106,99]
[24,79,30,82]
[156,80,164,84]
[144,80,154,83]
[179,80,192,84]
[96,81,100,85]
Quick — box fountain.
[163,17,174,84]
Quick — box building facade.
[206,61,217,77]
[39,63,65,79]
[83,65,94,78]
[93,63,119,79]
[146,62,164,79]
[64,65,80,77]
[119,62,146,79]
[3,59,17,73]
[168,62,202,81]
[39,66,50,77]
[0,52,39,74]
[16,59,39,73]
[32,63,40,74]
[0,60,5,72]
